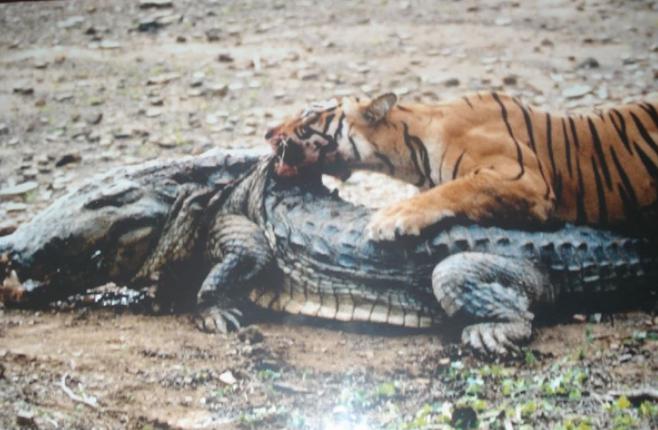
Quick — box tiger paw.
[366,203,455,241]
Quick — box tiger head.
[265,93,399,179]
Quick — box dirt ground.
[1,0,657,429]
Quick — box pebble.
[55,153,82,167]
[147,73,180,85]
[443,78,460,87]
[13,83,34,95]
[85,113,103,125]
[494,16,512,26]
[206,82,228,97]
[577,57,600,69]
[145,108,162,118]
[0,123,8,135]
[0,181,39,200]
[0,220,18,236]
[99,40,121,49]
[206,28,222,42]
[33,60,49,69]
[190,72,205,87]
[562,84,592,99]
[217,53,234,63]
[502,74,518,86]
[3,202,27,213]
[57,16,85,29]
[219,370,237,385]
[55,93,74,102]
[138,0,173,8]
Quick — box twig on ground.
[59,373,99,410]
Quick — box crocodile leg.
[195,215,273,333]
[133,184,212,284]
[432,252,551,355]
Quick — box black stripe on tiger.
[348,135,361,161]
[633,141,658,180]
[333,113,345,143]
[545,113,563,203]
[587,118,612,190]
[513,99,552,199]
[322,113,335,135]
[561,118,574,178]
[609,146,639,214]
[492,92,524,180]
[462,96,474,109]
[575,154,587,224]
[452,151,466,180]
[590,157,608,225]
[609,109,633,155]
[639,103,658,129]
[630,112,658,158]
[374,152,395,175]
[403,123,435,187]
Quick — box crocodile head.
[0,150,264,307]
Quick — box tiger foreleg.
[367,167,554,241]
[432,252,553,356]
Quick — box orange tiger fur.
[266,92,658,240]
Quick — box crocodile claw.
[461,321,531,356]
[194,306,243,334]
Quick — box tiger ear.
[362,93,397,124]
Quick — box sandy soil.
[0,0,657,428]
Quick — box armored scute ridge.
[1,150,656,355]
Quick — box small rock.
[577,57,600,69]
[153,136,177,148]
[573,314,587,323]
[55,93,74,102]
[563,84,592,99]
[176,35,187,43]
[16,410,38,428]
[219,370,236,385]
[238,326,264,344]
[451,406,478,429]
[206,28,222,42]
[57,15,85,29]
[540,38,554,47]
[0,123,8,135]
[502,75,518,86]
[99,40,121,49]
[443,78,460,87]
[85,113,103,125]
[206,82,228,96]
[147,73,180,85]
[13,83,34,95]
[0,220,18,236]
[494,16,512,26]
[145,108,162,118]
[138,0,173,8]
[33,60,48,69]
[55,153,82,167]
[190,72,205,87]
[217,53,234,63]
[0,182,39,200]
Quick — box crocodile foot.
[461,321,531,356]
[194,305,243,333]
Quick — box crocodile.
[1,150,656,354]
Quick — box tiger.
[265,92,658,240]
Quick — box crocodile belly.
[248,277,437,328]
